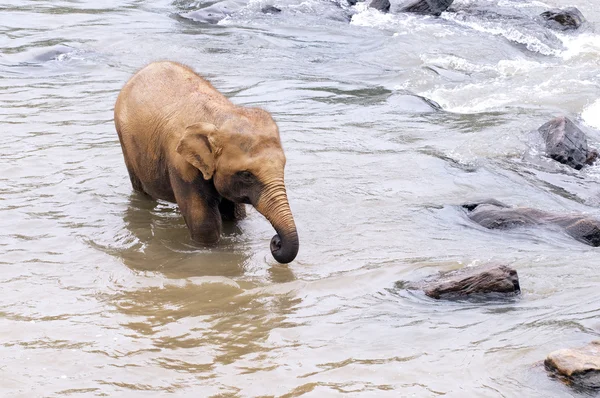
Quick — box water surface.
[1,0,600,396]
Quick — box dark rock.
[463,201,600,247]
[540,7,585,31]
[552,216,600,247]
[467,205,547,230]
[398,0,454,17]
[545,341,600,390]
[462,199,509,212]
[369,0,390,13]
[261,5,281,14]
[406,264,520,299]
[538,116,598,170]
[347,0,360,5]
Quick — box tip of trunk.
[270,233,299,264]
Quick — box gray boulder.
[369,0,390,13]
[261,5,281,14]
[540,7,585,31]
[538,116,598,170]
[464,201,600,247]
[398,0,454,17]
[180,1,243,24]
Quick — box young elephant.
[114,61,299,264]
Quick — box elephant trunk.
[254,177,299,264]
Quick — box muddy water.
[1,0,600,396]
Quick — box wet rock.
[545,341,600,389]
[369,0,390,13]
[347,0,360,5]
[406,264,520,299]
[261,5,281,14]
[540,7,585,31]
[538,116,598,170]
[552,216,600,247]
[463,201,600,247]
[387,90,442,113]
[29,44,75,63]
[398,0,454,17]
[180,1,243,24]
[462,199,509,212]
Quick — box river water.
[1,0,600,396]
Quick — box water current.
[1,0,600,396]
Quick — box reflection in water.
[107,280,302,384]
[109,193,252,278]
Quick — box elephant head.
[176,113,299,264]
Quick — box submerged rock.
[540,7,585,31]
[387,90,442,113]
[538,116,598,170]
[463,201,600,247]
[261,5,281,14]
[398,0,454,17]
[545,341,600,389]
[180,1,243,24]
[369,0,390,13]
[29,44,75,63]
[404,264,520,299]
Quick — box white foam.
[582,100,600,130]
[558,33,600,61]
[497,0,550,8]
[350,4,398,28]
[441,13,560,56]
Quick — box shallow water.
[1,0,600,396]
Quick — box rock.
[462,199,509,212]
[387,90,442,113]
[538,116,598,170]
[446,6,565,55]
[30,44,75,63]
[180,1,243,24]
[466,204,547,230]
[261,5,281,14]
[545,341,600,389]
[552,216,600,247]
[405,264,520,299]
[463,201,600,247]
[347,0,360,5]
[540,7,585,31]
[398,0,454,17]
[369,0,390,13]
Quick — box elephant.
[114,61,299,264]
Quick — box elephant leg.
[219,199,247,221]
[169,172,222,244]
[116,125,146,195]
[125,165,146,195]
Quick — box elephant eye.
[236,170,254,182]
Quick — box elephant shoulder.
[168,147,201,183]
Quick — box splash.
[582,100,600,130]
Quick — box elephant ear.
[176,122,220,180]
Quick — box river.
[1,0,600,396]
